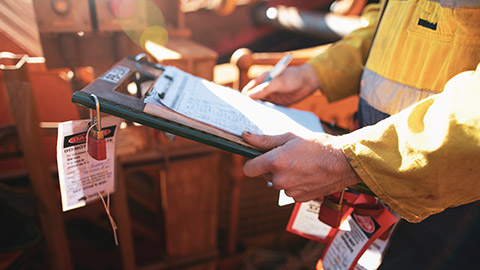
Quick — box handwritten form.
[145,66,323,137]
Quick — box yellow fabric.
[343,65,480,222]
[367,1,480,93]
[307,2,382,102]
[308,0,480,222]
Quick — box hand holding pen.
[242,54,320,107]
[262,53,293,83]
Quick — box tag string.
[85,123,119,246]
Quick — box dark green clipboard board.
[71,56,373,195]
[72,55,263,158]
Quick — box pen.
[263,53,293,83]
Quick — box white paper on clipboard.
[145,66,324,137]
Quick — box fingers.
[241,72,268,94]
[242,72,282,100]
[243,153,271,177]
[243,154,290,190]
[242,131,295,150]
[241,81,256,95]
[242,83,268,100]
[284,189,312,202]
[242,132,297,184]
[284,188,322,203]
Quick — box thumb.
[241,72,269,95]
[242,131,296,150]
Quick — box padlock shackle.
[338,188,345,205]
[90,94,101,131]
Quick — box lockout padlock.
[87,94,107,160]
[319,189,349,228]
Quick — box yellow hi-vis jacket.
[308,0,480,223]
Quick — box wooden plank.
[2,57,73,270]
[112,164,137,270]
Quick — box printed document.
[56,117,120,211]
[144,66,324,137]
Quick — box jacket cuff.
[340,127,424,223]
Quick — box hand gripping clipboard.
[71,55,373,195]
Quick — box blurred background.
[0,0,371,269]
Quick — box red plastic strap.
[352,203,384,217]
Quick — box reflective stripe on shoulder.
[393,0,480,10]
[427,0,480,9]
[360,68,438,115]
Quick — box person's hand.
[241,64,320,106]
[242,131,361,202]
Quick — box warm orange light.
[145,40,181,60]
[52,0,70,15]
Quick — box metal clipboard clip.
[157,74,173,99]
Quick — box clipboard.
[72,55,263,158]
[71,55,373,195]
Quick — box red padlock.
[319,189,349,228]
[87,94,107,160]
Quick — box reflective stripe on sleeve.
[360,68,438,115]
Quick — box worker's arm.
[242,2,383,105]
[342,64,480,223]
[242,64,480,223]
[308,3,382,102]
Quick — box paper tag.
[56,117,120,211]
[287,192,359,242]
[286,200,333,242]
[318,194,399,270]
[278,190,295,206]
[354,228,395,270]
[321,215,374,269]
